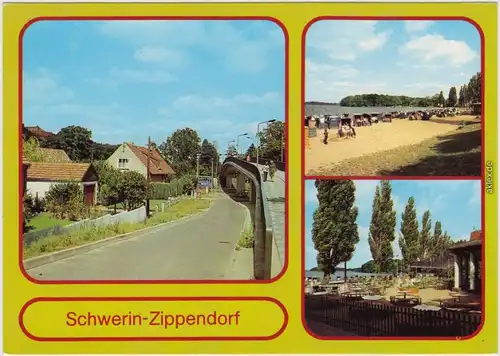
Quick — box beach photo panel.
[303,19,483,177]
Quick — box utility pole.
[211,158,214,181]
[196,153,201,178]
[146,136,151,217]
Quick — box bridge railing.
[220,157,274,280]
[230,155,285,172]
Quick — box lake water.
[305,270,379,278]
[305,104,431,117]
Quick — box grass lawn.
[27,213,72,232]
[308,123,481,176]
[23,198,211,259]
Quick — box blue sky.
[305,180,482,270]
[22,20,285,151]
[306,20,481,102]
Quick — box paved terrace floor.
[27,194,247,280]
[253,164,285,269]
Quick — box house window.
[118,158,129,169]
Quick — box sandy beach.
[305,118,478,175]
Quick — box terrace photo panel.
[21,19,286,282]
[304,179,483,338]
[304,19,482,177]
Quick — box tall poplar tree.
[419,210,432,260]
[368,181,397,272]
[311,180,359,279]
[399,196,420,267]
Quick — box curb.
[23,208,209,271]
[225,202,253,279]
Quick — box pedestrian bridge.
[220,157,285,280]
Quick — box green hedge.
[150,176,196,199]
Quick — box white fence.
[23,197,184,245]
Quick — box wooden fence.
[305,295,481,337]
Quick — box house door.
[83,184,95,206]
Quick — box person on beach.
[323,127,329,144]
[262,164,269,182]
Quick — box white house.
[26,162,99,206]
[106,142,175,182]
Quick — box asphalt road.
[27,194,248,281]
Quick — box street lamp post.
[256,119,277,166]
[236,133,248,156]
[227,140,235,157]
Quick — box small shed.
[26,162,98,206]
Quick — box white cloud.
[133,46,184,65]
[23,68,74,105]
[154,92,280,144]
[109,68,176,84]
[306,60,389,102]
[404,21,434,33]
[26,102,125,124]
[163,92,280,112]
[307,20,391,61]
[399,34,477,67]
[98,20,283,74]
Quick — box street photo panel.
[21,19,286,281]
[304,19,483,177]
[304,179,483,338]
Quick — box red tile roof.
[27,162,95,182]
[25,126,55,138]
[470,230,482,241]
[126,143,175,176]
[40,148,72,163]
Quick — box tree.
[93,161,121,206]
[118,171,148,211]
[258,121,285,162]
[44,126,93,161]
[311,180,359,279]
[23,136,44,162]
[438,91,446,107]
[226,144,237,157]
[159,128,201,176]
[447,86,458,107]
[368,181,397,272]
[428,221,453,260]
[199,139,218,175]
[419,210,432,260]
[398,196,420,267]
[458,85,466,107]
[246,143,257,158]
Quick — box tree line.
[242,121,286,162]
[311,180,464,278]
[338,72,481,108]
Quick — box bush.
[45,182,86,220]
[150,175,197,200]
[23,193,36,230]
[119,171,148,210]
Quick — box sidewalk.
[253,164,285,273]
